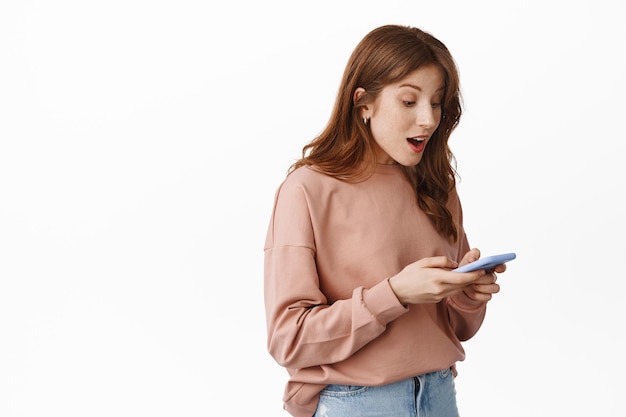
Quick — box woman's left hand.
[458,248,505,302]
[463,263,505,302]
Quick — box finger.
[473,282,500,295]
[475,272,497,285]
[419,255,459,270]
[463,286,493,302]
[445,269,487,286]
[461,248,481,265]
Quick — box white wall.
[1,0,624,415]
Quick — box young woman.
[263,24,506,417]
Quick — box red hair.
[290,25,463,241]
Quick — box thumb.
[418,255,459,270]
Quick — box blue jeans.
[313,368,460,417]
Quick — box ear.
[353,87,369,118]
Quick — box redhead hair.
[290,25,463,241]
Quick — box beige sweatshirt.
[264,164,488,417]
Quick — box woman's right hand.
[388,254,493,305]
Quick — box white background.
[1,0,624,415]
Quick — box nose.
[415,103,439,129]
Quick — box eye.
[431,102,442,108]
[403,100,416,107]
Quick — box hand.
[389,253,490,305]
[459,248,503,303]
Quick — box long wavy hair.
[289,25,463,241]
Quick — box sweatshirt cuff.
[362,278,408,326]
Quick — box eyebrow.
[398,83,445,92]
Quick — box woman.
[263,24,506,417]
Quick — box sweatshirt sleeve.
[444,189,488,341]
[263,178,408,369]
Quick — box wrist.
[388,275,407,305]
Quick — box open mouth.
[407,137,426,152]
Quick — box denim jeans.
[313,368,460,417]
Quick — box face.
[361,64,445,166]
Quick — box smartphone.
[452,252,516,273]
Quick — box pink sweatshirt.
[264,164,488,417]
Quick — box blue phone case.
[452,252,516,273]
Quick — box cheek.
[371,119,402,145]
[376,109,406,130]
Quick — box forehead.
[388,64,445,93]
